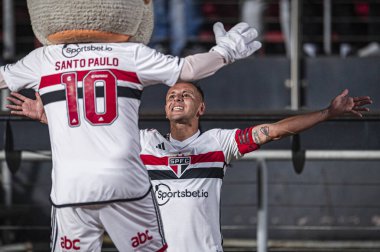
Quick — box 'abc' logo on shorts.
[60,236,80,250]
[131,230,153,248]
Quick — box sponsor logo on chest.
[154,183,209,206]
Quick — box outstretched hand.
[6,92,48,124]
[328,89,372,118]
[211,22,262,63]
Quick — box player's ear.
[164,100,170,118]
[198,102,206,116]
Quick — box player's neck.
[170,122,199,142]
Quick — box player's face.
[165,83,205,124]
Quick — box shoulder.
[140,128,163,139]
[120,42,154,53]
[203,128,237,138]
[140,128,157,135]
[99,42,147,55]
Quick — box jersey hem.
[157,243,168,252]
[50,185,152,208]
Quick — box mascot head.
[26,0,153,45]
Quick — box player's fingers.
[6,97,22,106]
[350,109,363,117]
[6,96,22,105]
[355,100,373,106]
[339,89,349,97]
[10,110,25,116]
[35,92,42,101]
[353,107,370,112]
[353,96,371,102]
[6,104,22,111]
[353,99,372,106]
[10,92,28,101]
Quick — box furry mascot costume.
[27,0,154,45]
[0,0,261,250]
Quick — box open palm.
[328,89,372,118]
[6,92,47,123]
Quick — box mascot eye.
[143,0,150,4]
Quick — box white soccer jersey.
[0,43,184,206]
[140,128,259,252]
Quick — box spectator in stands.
[240,0,292,56]
[358,2,380,57]
[150,0,204,56]
[241,0,266,41]
[6,82,372,252]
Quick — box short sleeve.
[212,129,240,164]
[213,127,260,163]
[0,48,43,91]
[134,44,184,87]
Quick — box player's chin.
[168,114,187,123]
[169,110,185,116]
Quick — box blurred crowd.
[149,0,380,58]
[1,1,380,58]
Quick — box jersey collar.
[169,130,200,150]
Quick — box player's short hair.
[188,82,204,102]
[169,82,205,101]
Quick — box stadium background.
[0,0,379,251]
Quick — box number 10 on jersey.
[62,70,118,126]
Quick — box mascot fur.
[28,0,154,45]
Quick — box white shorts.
[50,188,167,252]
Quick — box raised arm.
[251,89,373,146]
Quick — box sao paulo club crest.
[168,156,191,178]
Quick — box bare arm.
[252,89,373,145]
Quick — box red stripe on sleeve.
[235,127,260,155]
